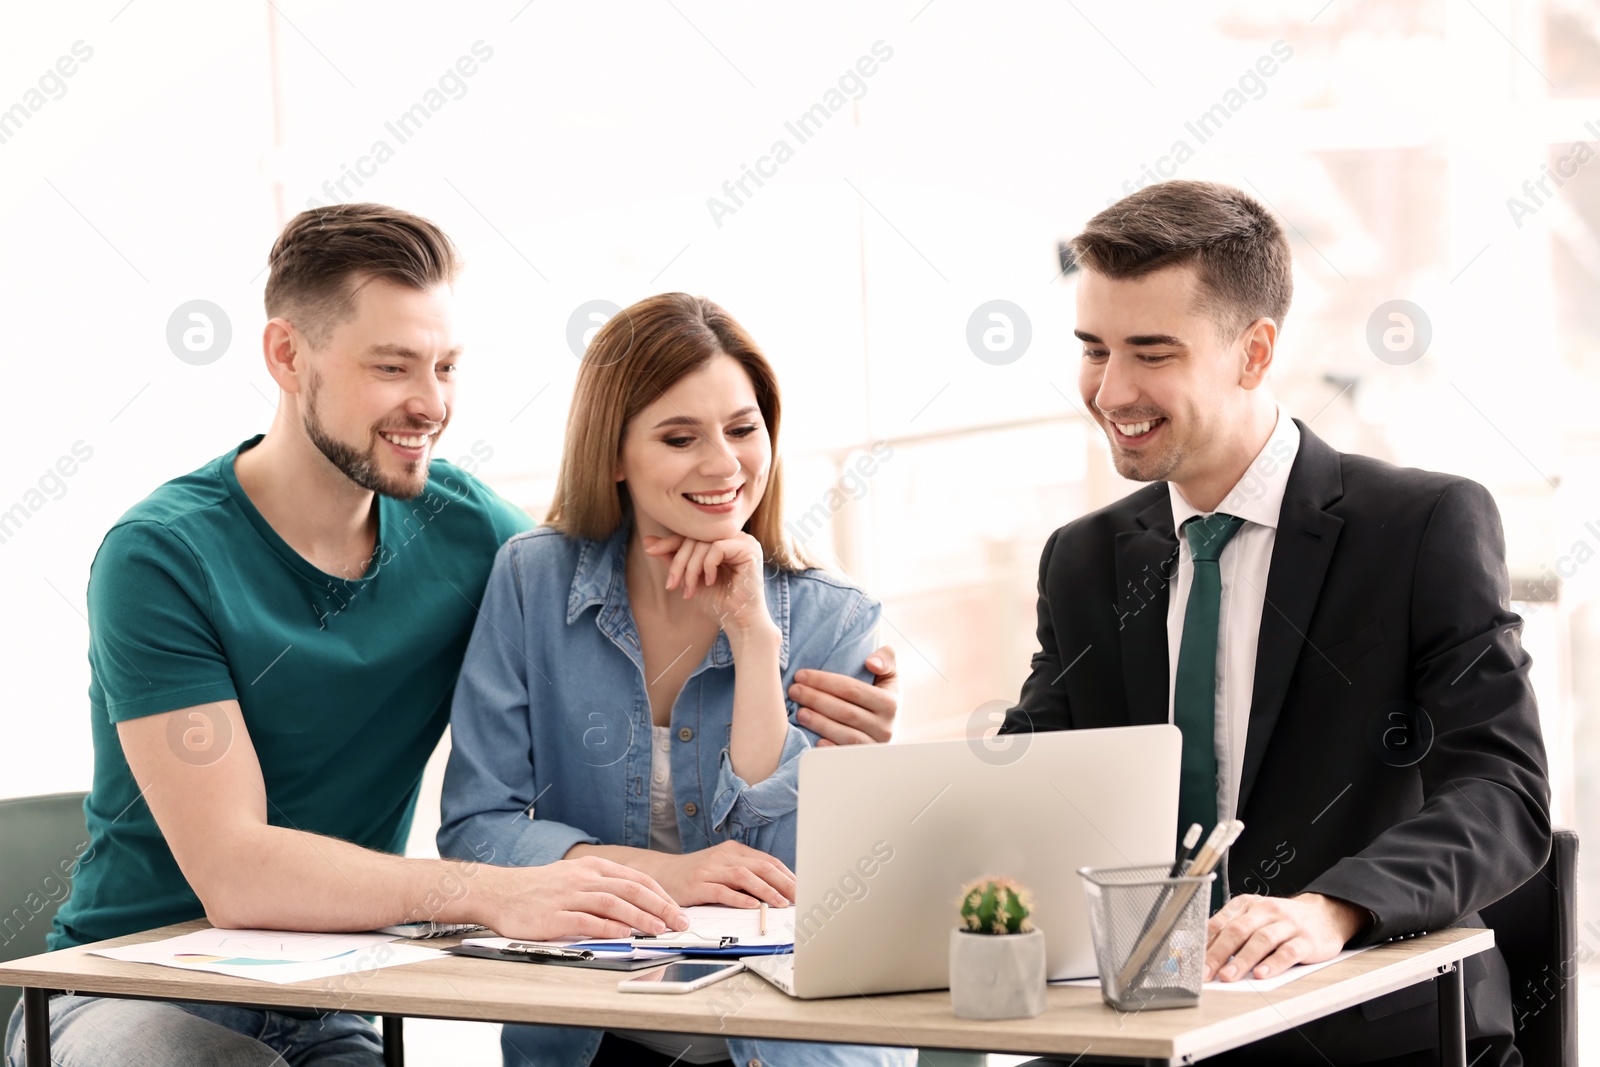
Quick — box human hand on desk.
[638,840,796,909]
[1204,892,1370,982]
[484,856,690,941]
[789,645,900,746]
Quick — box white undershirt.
[1165,408,1301,836]
[611,725,730,1064]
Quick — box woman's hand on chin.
[642,532,776,640]
[643,840,795,908]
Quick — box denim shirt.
[438,519,881,887]
[438,523,912,1066]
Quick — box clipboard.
[641,943,791,958]
[446,945,686,971]
[584,938,794,958]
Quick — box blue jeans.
[501,1022,914,1067]
[5,994,383,1066]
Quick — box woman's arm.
[647,533,885,836]
[713,578,885,846]
[646,532,790,784]
[725,619,788,783]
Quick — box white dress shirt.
[1165,407,1301,831]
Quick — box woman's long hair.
[544,292,812,571]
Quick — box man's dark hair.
[1070,180,1293,339]
[263,203,460,347]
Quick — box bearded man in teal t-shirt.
[7,203,902,1067]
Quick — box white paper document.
[1056,946,1372,994]
[664,904,795,948]
[92,928,447,985]
[470,905,797,952]
[1199,946,1370,992]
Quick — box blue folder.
[583,940,794,958]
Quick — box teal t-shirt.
[50,436,533,950]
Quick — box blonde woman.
[439,293,911,1067]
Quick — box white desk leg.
[1437,962,1467,1067]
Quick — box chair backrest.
[1479,827,1578,1067]
[0,792,90,1021]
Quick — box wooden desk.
[0,922,1492,1066]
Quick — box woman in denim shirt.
[439,293,912,1067]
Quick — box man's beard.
[303,380,435,500]
[1101,415,1185,483]
[1109,442,1184,483]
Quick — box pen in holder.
[1079,864,1214,1011]
[1080,819,1244,1011]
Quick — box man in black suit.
[1003,180,1549,1065]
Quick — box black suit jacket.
[1003,421,1550,1060]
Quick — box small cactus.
[958,876,1034,935]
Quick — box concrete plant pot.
[949,928,1047,1020]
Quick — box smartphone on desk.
[618,960,745,993]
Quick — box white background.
[4,1,1600,1062]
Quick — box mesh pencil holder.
[1079,863,1214,1012]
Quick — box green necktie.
[1173,513,1247,893]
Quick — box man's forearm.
[201,823,501,931]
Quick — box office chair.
[1482,827,1579,1067]
[0,792,90,1022]
[0,792,412,1065]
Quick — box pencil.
[760,902,768,936]
[1124,823,1206,963]
[1117,820,1246,991]
[1171,823,1203,878]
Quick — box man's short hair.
[263,203,460,347]
[1070,180,1293,339]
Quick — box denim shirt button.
[683,801,698,816]
[678,727,693,742]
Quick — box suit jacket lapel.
[1115,491,1179,728]
[1238,421,1345,813]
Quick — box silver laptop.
[744,724,1180,998]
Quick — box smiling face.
[616,353,772,542]
[1076,263,1275,499]
[297,277,459,500]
